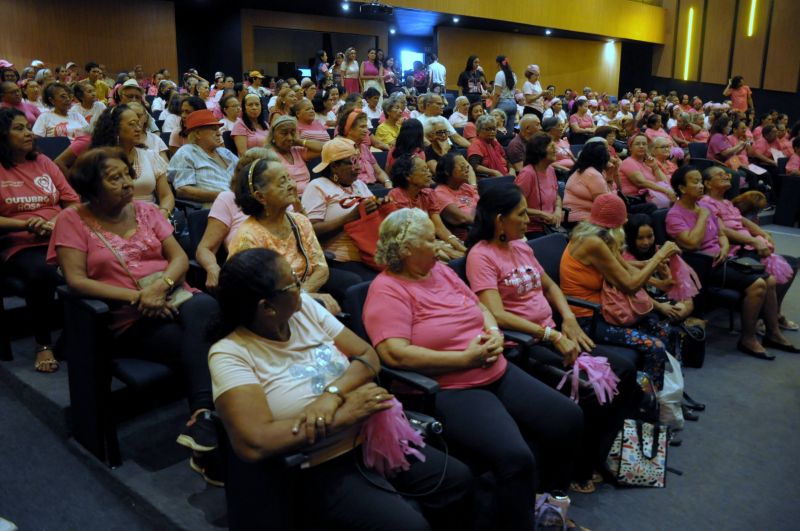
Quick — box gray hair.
[490,108,507,122]
[423,116,448,136]
[454,96,469,108]
[235,147,282,174]
[375,208,433,273]
[679,112,690,122]
[382,93,403,115]
[476,114,496,132]
[420,92,444,106]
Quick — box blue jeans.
[497,99,518,132]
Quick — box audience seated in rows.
[514,132,563,237]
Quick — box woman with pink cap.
[560,192,681,391]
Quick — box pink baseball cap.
[0,60,13,68]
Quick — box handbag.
[606,418,668,488]
[342,198,398,270]
[726,255,765,274]
[556,353,620,405]
[80,209,193,308]
[674,322,706,368]
[600,282,654,326]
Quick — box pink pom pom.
[670,147,685,160]
[667,255,701,301]
[763,254,794,284]
[360,398,426,477]
[557,354,620,405]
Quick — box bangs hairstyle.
[208,248,284,341]
[624,213,656,260]
[0,108,38,169]
[70,147,136,200]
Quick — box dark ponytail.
[496,55,515,91]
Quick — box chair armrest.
[175,198,204,212]
[380,366,440,394]
[566,296,600,313]
[56,285,110,315]
[501,329,535,347]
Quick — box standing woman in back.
[360,48,386,98]
[341,48,361,96]
[491,55,518,133]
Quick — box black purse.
[726,255,765,275]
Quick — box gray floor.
[1,225,800,530]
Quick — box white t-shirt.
[209,292,357,464]
[429,61,446,86]
[494,70,518,100]
[615,111,633,121]
[144,131,168,154]
[363,104,382,121]
[542,108,567,122]
[70,101,106,129]
[32,110,89,139]
[220,116,237,132]
[131,147,168,202]
[301,177,373,262]
[161,113,181,133]
[449,111,468,128]
[523,80,543,112]
[151,97,168,113]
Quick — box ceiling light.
[453,17,460,23]
[341,2,350,11]
[608,39,615,44]
[390,28,396,34]
[545,29,552,35]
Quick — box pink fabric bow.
[360,398,426,477]
[667,254,702,301]
[556,354,620,405]
[755,236,794,284]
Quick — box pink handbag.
[601,282,654,326]
[666,254,702,301]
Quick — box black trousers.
[525,344,640,481]
[434,363,583,531]
[330,259,380,282]
[321,267,362,303]
[3,246,61,345]
[225,444,473,531]
[116,293,217,412]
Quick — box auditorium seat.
[477,175,515,196]
[688,142,708,160]
[36,136,70,161]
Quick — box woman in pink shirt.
[231,94,269,158]
[432,152,478,241]
[786,137,800,175]
[339,109,390,187]
[266,115,323,196]
[364,207,583,530]
[465,184,638,494]
[514,132,562,236]
[47,146,221,453]
[0,108,80,372]
[643,114,673,146]
[467,115,512,177]
[543,117,575,171]
[563,141,619,222]
[292,99,331,143]
[619,134,675,208]
[567,99,595,145]
[723,76,753,114]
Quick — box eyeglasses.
[433,130,448,136]
[274,271,302,294]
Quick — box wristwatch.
[324,385,346,403]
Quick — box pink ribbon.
[667,254,702,301]
[755,236,794,284]
[360,398,426,477]
[556,354,620,405]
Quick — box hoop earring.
[499,233,507,242]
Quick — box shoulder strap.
[76,206,141,289]
[286,213,310,283]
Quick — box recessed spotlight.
[545,29,552,35]
[341,1,349,11]
[608,39,615,44]
[453,17,460,23]
[390,28,396,34]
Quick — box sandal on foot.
[591,472,604,484]
[778,317,799,331]
[570,480,596,494]
[567,518,591,531]
[34,346,59,373]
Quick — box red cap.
[588,193,627,228]
[184,109,221,132]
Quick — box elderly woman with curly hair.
[363,207,584,530]
[514,132,563,237]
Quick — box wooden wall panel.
[437,27,621,96]
[763,0,800,92]
[241,10,388,73]
[391,0,666,44]
[700,0,736,84]
[652,0,678,78]
[673,0,705,82]
[731,0,771,88]
[0,0,177,78]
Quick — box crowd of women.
[1,53,799,530]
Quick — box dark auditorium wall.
[175,2,243,81]
[620,41,800,120]
[0,0,178,78]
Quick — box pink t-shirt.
[727,135,749,167]
[356,142,378,184]
[467,240,556,328]
[752,137,773,160]
[363,262,507,390]
[554,138,574,168]
[47,201,194,334]
[297,120,331,143]
[432,183,479,240]
[208,190,248,248]
[569,113,593,130]
[707,133,730,162]
[563,167,610,222]
[669,125,694,143]
[515,164,558,233]
[699,195,748,255]
[1,100,41,127]
[729,85,751,111]
[666,202,721,256]
[0,155,80,260]
[387,187,443,215]
[231,118,269,150]
[786,154,800,174]
[275,146,311,195]
[620,157,658,196]
[168,129,188,149]
[645,127,672,145]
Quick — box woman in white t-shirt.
[32,82,90,139]
[126,101,169,163]
[448,96,470,128]
[70,81,106,129]
[491,55,518,133]
[208,248,471,530]
[522,64,544,118]
[219,95,241,132]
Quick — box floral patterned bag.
[606,419,668,488]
